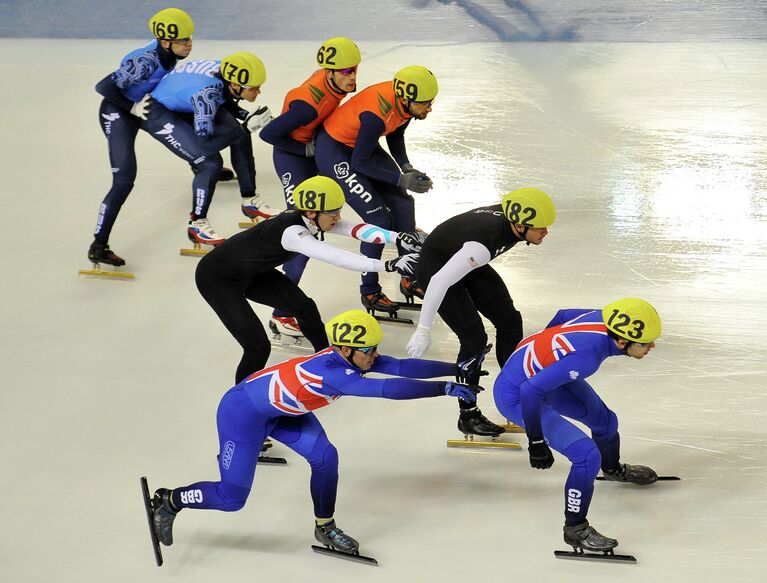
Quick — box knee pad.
[218,483,251,511]
[309,442,338,473]
[564,438,601,479]
[593,409,619,437]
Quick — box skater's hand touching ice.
[528,439,555,470]
[406,325,431,357]
[444,381,482,404]
[456,344,492,383]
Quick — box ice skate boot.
[239,192,280,228]
[458,408,505,437]
[362,291,413,325]
[397,276,424,310]
[602,463,658,485]
[269,316,313,352]
[80,241,134,279]
[150,488,178,547]
[311,520,377,565]
[182,218,225,256]
[563,521,618,552]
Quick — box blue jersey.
[239,348,455,416]
[497,309,624,439]
[112,40,171,103]
[151,59,225,136]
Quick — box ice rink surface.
[1,6,766,582]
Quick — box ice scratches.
[437,0,578,42]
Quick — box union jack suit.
[494,309,626,524]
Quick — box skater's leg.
[271,413,338,519]
[463,265,523,366]
[228,133,256,197]
[195,259,271,383]
[244,270,329,352]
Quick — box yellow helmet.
[393,66,438,102]
[501,188,556,228]
[326,310,383,348]
[149,8,194,40]
[317,37,361,69]
[293,176,345,212]
[220,52,266,88]
[603,298,662,343]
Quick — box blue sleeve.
[322,367,445,400]
[369,354,456,379]
[385,119,410,168]
[260,100,318,156]
[545,309,596,329]
[95,73,134,112]
[191,85,225,138]
[520,351,601,441]
[351,112,401,185]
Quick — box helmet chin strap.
[513,223,532,246]
[301,213,326,241]
[328,74,351,95]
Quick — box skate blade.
[311,545,378,566]
[139,477,164,567]
[180,243,210,257]
[596,475,680,482]
[501,421,525,433]
[79,267,135,280]
[446,438,521,450]
[238,218,260,229]
[258,454,287,465]
[394,300,422,311]
[366,309,413,325]
[554,549,636,563]
[270,340,315,353]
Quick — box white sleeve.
[329,219,397,244]
[281,225,387,272]
[416,241,493,330]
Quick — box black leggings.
[417,252,523,406]
[196,260,329,384]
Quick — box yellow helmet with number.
[602,298,662,343]
[220,52,266,88]
[326,310,383,348]
[317,37,361,69]
[149,8,194,40]
[393,66,438,102]
[501,188,556,228]
[293,176,345,212]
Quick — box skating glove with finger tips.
[406,325,432,358]
[443,381,483,403]
[456,344,493,383]
[384,252,419,276]
[244,106,273,132]
[130,94,152,120]
[397,171,433,193]
[396,231,422,252]
[401,162,423,174]
[528,439,555,470]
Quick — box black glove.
[384,253,418,276]
[528,439,554,470]
[397,171,433,193]
[396,231,422,252]
[456,344,492,383]
[401,162,422,174]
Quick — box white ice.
[1,32,766,583]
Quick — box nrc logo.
[222,440,235,469]
[179,489,203,504]
[155,123,175,136]
[566,488,582,513]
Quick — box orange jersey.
[323,81,412,148]
[281,69,346,144]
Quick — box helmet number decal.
[153,22,179,40]
[317,46,338,66]
[607,309,645,340]
[223,62,250,85]
[296,189,326,210]
[504,201,537,226]
[331,323,366,345]
[394,79,418,101]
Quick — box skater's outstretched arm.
[369,354,456,379]
[281,225,387,272]
[323,367,465,401]
[329,220,398,244]
[407,242,491,357]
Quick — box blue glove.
[444,381,482,403]
[456,344,492,383]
